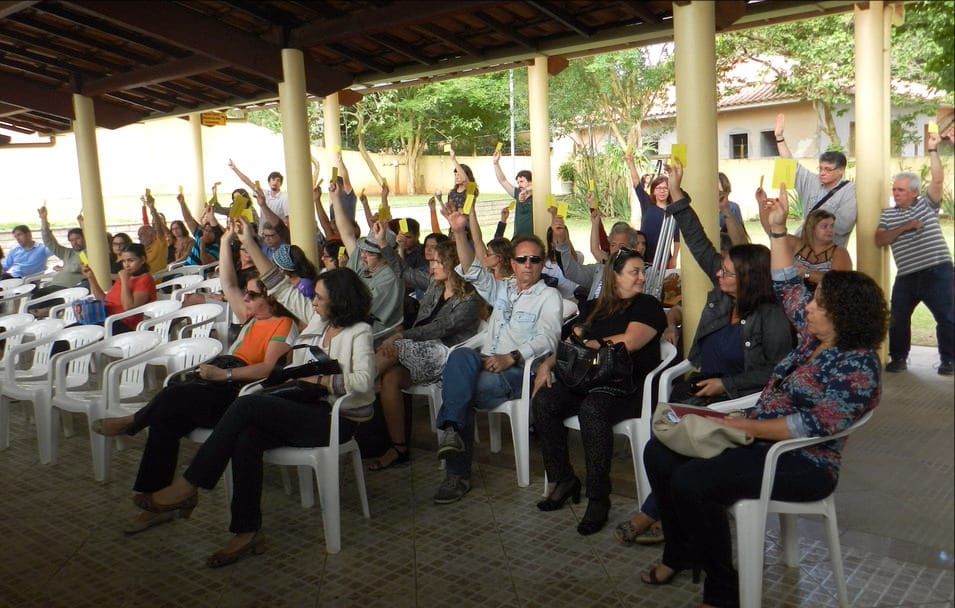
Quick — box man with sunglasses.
[431,203,563,504]
[774,113,857,247]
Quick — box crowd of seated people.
[7,132,917,595]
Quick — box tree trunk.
[818,102,842,150]
[353,109,383,185]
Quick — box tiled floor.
[0,346,952,607]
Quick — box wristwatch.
[803,271,811,280]
[510,350,523,365]
[226,368,233,382]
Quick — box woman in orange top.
[93,223,296,534]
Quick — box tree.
[893,0,955,96]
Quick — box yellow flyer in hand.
[495,142,503,153]
[670,144,687,168]
[772,159,797,190]
[443,143,453,153]
[332,144,341,153]
[398,218,409,234]
[338,246,346,259]
[556,202,568,219]
[545,194,557,209]
[927,122,939,134]
[588,179,595,192]
[331,167,338,182]
[229,193,254,222]
[507,200,516,211]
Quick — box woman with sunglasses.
[92,221,296,534]
[612,160,794,551]
[531,243,667,535]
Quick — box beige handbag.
[652,402,753,459]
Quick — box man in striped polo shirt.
[876,131,953,376]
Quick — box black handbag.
[166,355,247,386]
[259,379,330,403]
[554,333,635,396]
[261,344,342,387]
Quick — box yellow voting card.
[360,187,366,197]
[331,167,338,182]
[588,179,595,192]
[759,175,764,189]
[670,144,687,169]
[254,180,260,190]
[78,251,88,266]
[381,177,388,187]
[178,184,184,194]
[625,143,633,156]
[462,194,474,215]
[338,246,345,259]
[398,218,409,234]
[332,144,341,153]
[443,143,452,153]
[556,202,568,218]
[465,181,476,195]
[507,200,516,211]
[144,188,151,196]
[927,122,939,134]
[771,159,797,190]
[546,194,556,209]
[495,141,503,153]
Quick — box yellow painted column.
[673,0,719,358]
[189,112,207,214]
[71,94,109,283]
[323,92,341,171]
[854,1,888,283]
[528,56,551,238]
[280,48,318,263]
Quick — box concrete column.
[673,0,719,358]
[189,112,207,214]
[854,1,888,283]
[528,56,551,238]
[323,92,341,167]
[280,48,318,263]
[71,94,109,283]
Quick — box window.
[730,133,748,159]
[760,130,778,157]
[644,140,659,155]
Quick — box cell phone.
[654,159,663,176]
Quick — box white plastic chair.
[0,313,36,372]
[47,331,162,480]
[104,300,183,337]
[155,275,203,300]
[482,350,541,488]
[1,283,37,313]
[552,340,678,503]
[372,319,403,345]
[709,400,871,608]
[170,276,221,302]
[561,298,578,324]
[657,357,694,402]
[23,287,89,315]
[0,278,25,291]
[1,318,65,381]
[0,325,105,461]
[262,392,371,554]
[175,261,220,278]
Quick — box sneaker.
[885,358,907,373]
[634,523,665,545]
[939,361,955,376]
[436,427,465,459]
[433,474,471,504]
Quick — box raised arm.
[926,132,943,204]
[719,196,750,246]
[441,201,474,271]
[491,149,514,193]
[145,193,168,241]
[767,183,796,270]
[624,151,640,187]
[312,183,337,239]
[336,151,353,193]
[37,206,64,254]
[227,158,257,191]
[773,113,792,158]
[235,217,273,276]
[330,182,358,253]
[467,200,488,263]
[428,195,442,234]
[253,186,283,234]
[587,192,608,262]
[177,192,200,234]
[217,222,247,320]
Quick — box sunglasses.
[513,255,543,265]
[243,289,265,299]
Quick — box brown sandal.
[368,443,410,471]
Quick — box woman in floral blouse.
[640,178,888,608]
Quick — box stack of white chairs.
[104,300,183,338]
[0,283,36,314]
[1,325,105,461]
[155,275,203,300]
[0,313,36,374]
[170,276,221,302]
[47,331,162,480]
[139,301,226,343]
[0,318,68,455]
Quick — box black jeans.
[643,437,836,608]
[183,394,356,534]
[130,382,240,493]
[532,380,635,500]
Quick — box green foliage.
[557,161,576,183]
[245,104,325,142]
[893,0,955,96]
[563,144,632,221]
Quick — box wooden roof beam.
[81,55,229,96]
[527,1,594,38]
[474,11,537,50]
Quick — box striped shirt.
[878,194,952,276]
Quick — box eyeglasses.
[243,289,265,299]
[111,241,126,246]
[817,165,839,174]
[262,232,278,238]
[718,265,736,278]
[513,255,543,265]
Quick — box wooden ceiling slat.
[81,56,230,97]
[526,1,594,38]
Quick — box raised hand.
[774,113,785,139]
[37,206,48,220]
[500,206,509,223]
[440,201,466,233]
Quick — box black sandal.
[368,443,410,471]
[640,563,701,585]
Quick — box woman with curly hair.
[370,239,483,470]
[132,266,375,568]
[640,177,887,608]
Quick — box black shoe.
[577,498,611,536]
[537,477,581,512]
[939,361,954,376]
[885,358,907,373]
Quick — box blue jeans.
[436,348,524,479]
[889,262,954,363]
